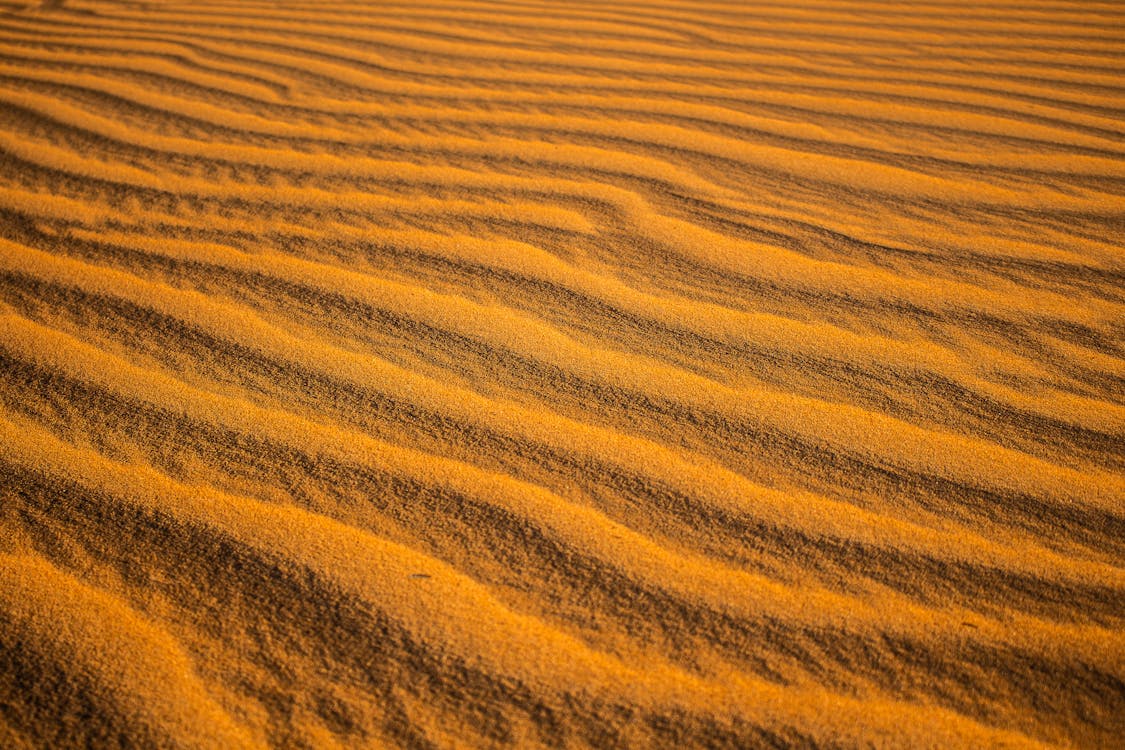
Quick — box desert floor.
[0,0,1122,748]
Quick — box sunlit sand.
[0,1,1122,747]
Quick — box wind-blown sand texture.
[0,0,1122,747]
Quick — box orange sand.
[0,0,1122,747]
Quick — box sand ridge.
[0,0,1122,747]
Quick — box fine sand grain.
[0,0,1122,748]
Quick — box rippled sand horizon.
[0,1,1122,748]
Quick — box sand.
[0,0,1122,747]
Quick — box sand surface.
[0,0,1122,747]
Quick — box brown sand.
[0,0,1122,747]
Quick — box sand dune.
[0,0,1122,747]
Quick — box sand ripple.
[0,0,1122,747]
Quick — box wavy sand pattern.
[0,0,1123,747]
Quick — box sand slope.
[0,0,1122,747]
